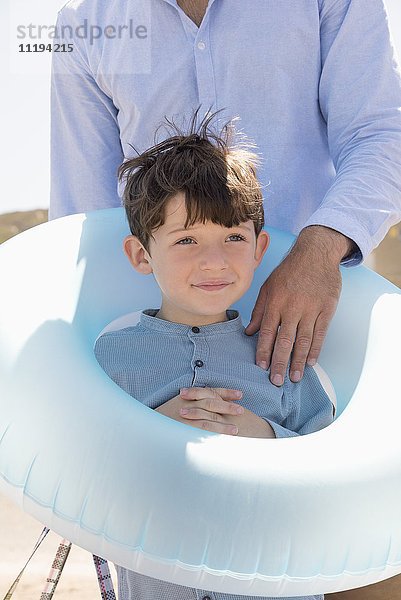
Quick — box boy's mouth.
[192,280,232,291]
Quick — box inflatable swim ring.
[0,208,400,597]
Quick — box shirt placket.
[188,326,210,387]
[167,0,218,114]
[195,591,215,600]
[193,20,217,115]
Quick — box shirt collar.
[140,309,243,336]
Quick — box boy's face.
[124,192,269,326]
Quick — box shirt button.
[197,41,206,50]
[195,360,204,367]
[191,326,200,333]
[202,597,211,600]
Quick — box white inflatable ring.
[1,208,401,597]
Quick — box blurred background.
[0,1,400,599]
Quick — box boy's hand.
[224,408,276,438]
[155,387,245,436]
[155,387,276,438]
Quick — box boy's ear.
[254,230,270,268]
[123,235,153,275]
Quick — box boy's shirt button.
[191,326,200,333]
[195,360,204,367]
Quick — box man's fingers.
[289,321,315,382]
[248,234,342,385]
[244,284,268,335]
[254,311,280,370]
[307,312,332,366]
[269,323,298,386]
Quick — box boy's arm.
[175,376,334,440]
[50,10,123,219]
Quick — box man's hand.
[155,387,245,436]
[245,226,357,386]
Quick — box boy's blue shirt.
[94,308,332,600]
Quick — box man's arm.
[303,0,401,258]
[246,0,401,384]
[50,10,123,219]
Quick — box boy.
[95,111,333,599]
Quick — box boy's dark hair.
[118,107,265,253]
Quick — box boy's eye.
[176,237,195,245]
[228,234,246,241]
[176,234,246,244]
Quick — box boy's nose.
[199,247,228,270]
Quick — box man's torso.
[55,0,334,234]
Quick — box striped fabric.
[40,539,72,600]
[93,555,117,600]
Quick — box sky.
[1,0,401,215]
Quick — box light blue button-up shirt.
[94,308,333,600]
[94,309,334,440]
[51,0,401,264]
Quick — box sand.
[0,492,117,599]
